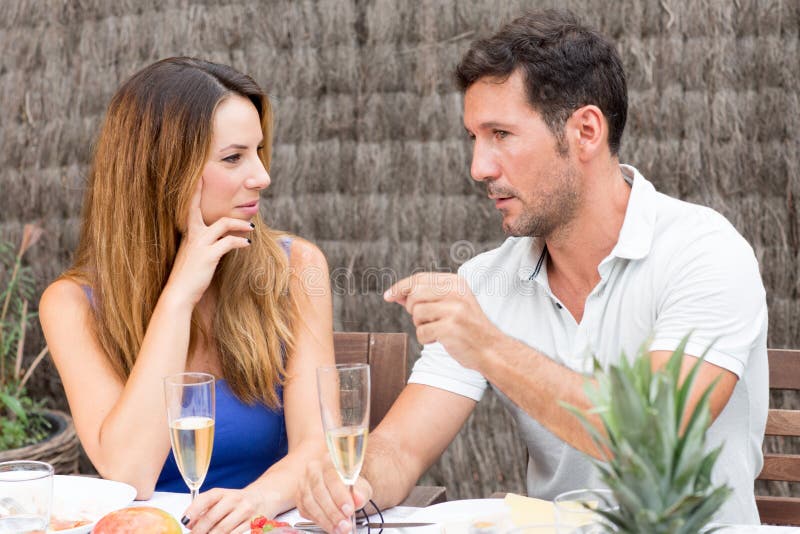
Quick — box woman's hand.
[182,488,261,534]
[164,179,254,307]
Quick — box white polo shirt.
[409,165,768,525]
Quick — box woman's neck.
[187,287,223,375]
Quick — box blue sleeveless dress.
[82,237,292,492]
[154,378,287,491]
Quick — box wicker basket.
[0,409,81,474]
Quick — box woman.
[39,57,334,532]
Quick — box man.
[297,10,767,531]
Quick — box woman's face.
[200,95,270,225]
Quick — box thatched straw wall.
[2,0,798,499]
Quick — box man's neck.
[545,161,631,298]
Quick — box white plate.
[405,499,510,534]
[49,475,136,534]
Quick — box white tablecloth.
[139,492,797,533]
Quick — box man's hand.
[384,272,501,371]
[295,455,372,534]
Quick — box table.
[139,492,798,533]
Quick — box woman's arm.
[40,278,193,496]
[39,180,253,498]
[183,237,334,533]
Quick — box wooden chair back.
[757,348,800,525]
[333,332,408,431]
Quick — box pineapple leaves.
[568,333,731,533]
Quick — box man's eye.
[223,154,241,163]
[494,130,509,139]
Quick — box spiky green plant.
[565,335,732,533]
[0,224,50,450]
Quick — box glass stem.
[191,487,199,501]
[349,484,357,533]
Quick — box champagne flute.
[164,372,215,501]
[317,363,370,534]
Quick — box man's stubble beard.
[502,162,582,240]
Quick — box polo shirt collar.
[610,164,657,260]
[516,164,656,281]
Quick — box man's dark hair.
[455,10,627,155]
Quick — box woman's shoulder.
[40,277,92,312]
[280,235,328,270]
[39,278,94,336]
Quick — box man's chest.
[478,264,661,372]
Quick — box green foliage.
[0,224,51,451]
[0,384,50,449]
[564,335,732,534]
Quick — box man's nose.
[470,141,500,183]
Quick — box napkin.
[503,493,556,525]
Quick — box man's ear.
[569,105,607,161]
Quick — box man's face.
[463,69,581,238]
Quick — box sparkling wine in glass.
[164,372,215,501]
[317,363,370,533]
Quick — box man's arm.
[482,334,737,459]
[386,272,738,460]
[296,384,475,534]
[649,350,738,426]
[365,384,477,507]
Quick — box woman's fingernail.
[246,238,252,244]
[337,520,351,534]
[181,516,190,526]
[342,503,354,516]
[249,222,255,229]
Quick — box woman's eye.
[223,153,241,164]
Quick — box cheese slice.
[504,493,557,525]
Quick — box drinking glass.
[164,372,215,501]
[317,363,370,534]
[553,489,615,533]
[0,460,53,534]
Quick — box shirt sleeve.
[650,215,767,377]
[407,341,488,401]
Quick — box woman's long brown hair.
[64,57,294,407]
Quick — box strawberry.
[250,516,290,532]
[251,516,268,529]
